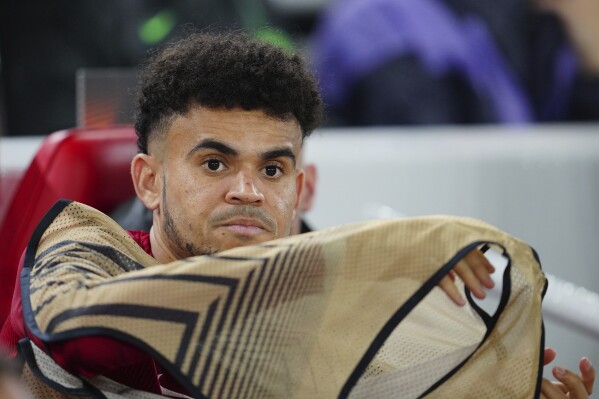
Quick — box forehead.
[158,106,303,157]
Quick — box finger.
[579,357,594,395]
[553,366,589,399]
[448,270,456,282]
[453,259,486,299]
[554,382,570,394]
[544,348,557,366]
[438,276,466,306]
[477,246,497,273]
[470,248,495,272]
[541,378,567,398]
[464,250,496,288]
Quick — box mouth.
[219,219,269,236]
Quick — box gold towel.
[21,199,546,398]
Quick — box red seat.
[0,126,138,324]
[0,170,25,224]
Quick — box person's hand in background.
[439,248,495,306]
[541,347,595,398]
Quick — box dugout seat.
[0,126,138,324]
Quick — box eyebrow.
[261,148,296,167]
[186,139,239,159]
[187,139,296,166]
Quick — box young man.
[1,32,592,398]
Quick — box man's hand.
[541,348,595,398]
[439,248,495,306]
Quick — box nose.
[225,171,265,205]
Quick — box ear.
[131,154,162,211]
[292,169,305,220]
[299,163,317,212]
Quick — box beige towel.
[22,199,546,398]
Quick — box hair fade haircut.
[134,31,324,154]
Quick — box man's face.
[144,106,304,259]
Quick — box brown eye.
[207,160,221,171]
[265,166,277,176]
[263,165,282,177]
[203,159,225,172]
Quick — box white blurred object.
[544,274,599,339]
[361,201,407,220]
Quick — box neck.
[149,226,179,264]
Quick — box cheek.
[172,186,213,231]
[270,184,298,220]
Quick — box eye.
[202,159,226,172]
[263,164,283,177]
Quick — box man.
[109,155,315,235]
[1,32,592,398]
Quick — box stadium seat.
[0,126,138,324]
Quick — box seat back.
[0,126,138,323]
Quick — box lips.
[219,219,268,236]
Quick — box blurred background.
[1,0,598,382]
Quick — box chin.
[217,235,270,252]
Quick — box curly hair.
[134,32,324,154]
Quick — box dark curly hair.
[135,32,324,154]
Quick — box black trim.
[18,338,105,398]
[11,341,26,373]
[418,249,513,398]
[464,245,509,328]
[338,240,506,399]
[530,246,542,270]
[465,289,492,327]
[534,321,546,399]
[534,247,547,399]
[479,243,491,254]
[533,245,549,300]
[22,199,72,340]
